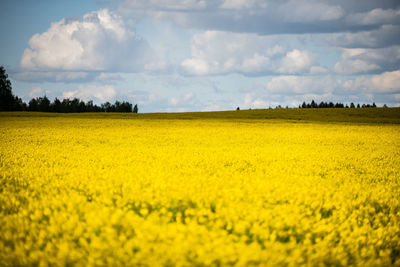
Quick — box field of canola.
[1,111,400,266]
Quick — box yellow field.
[1,112,400,266]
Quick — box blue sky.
[1,0,399,112]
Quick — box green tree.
[39,96,51,112]
[0,66,14,111]
[29,98,39,111]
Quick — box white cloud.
[282,71,400,99]
[334,46,400,74]
[20,9,153,72]
[29,86,43,98]
[277,71,400,96]
[280,0,344,23]
[369,70,400,93]
[264,76,336,95]
[334,60,381,75]
[144,61,169,73]
[220,0,268,9]
[181,58,210,75]
[95,73,122,81]
[243,93,269,108]
[346,70,400,94]
[239,71,400,108]
[181,31,319,75]
[278,49,317,74]
[62,85,116,103]
[347,8,400,25]
[168,92,195,106]
[323,25,400,48]
[310,66,328,74]
[169,97,179,106]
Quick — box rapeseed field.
[1,111,399,266]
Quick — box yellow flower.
[1,113,399,266]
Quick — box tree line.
[298,100,381,109]
[0,66,138,113]
[27,96,138,113]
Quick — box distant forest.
[298,100,381,109]
[0,66,138,113]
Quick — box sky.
[1,0,400,112]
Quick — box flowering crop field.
[1,110,400,266]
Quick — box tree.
[133,104,138,113]
[39,96,51,112]
[13,96,27,111]
[51,98,62,112]
[311,100,316,108]
[236,107,240,111]
[121,101,133,112]
[28,98,38,111]
[350,102,355,108]
[86,100,94,112]
[77,100,86,112]
[102,102,111,112]
[0,66,15,111]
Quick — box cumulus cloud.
[168,92,195,106]
[181,31,280,75]
[241,71,400,108]
[20,9,153,73]
[334,59,381,75]
[219,0,268,9]
[323,25,400,48]
[344,70,400,94]
[264,76,336,95]
[62,85,116,103]
[181,31,319,75]
[29,86,43,98]
[278,49,317,74]
[279,0,344,23]
[347,8,400,25]
[369,70,400,93]
[334,46,400,74]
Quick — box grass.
[1,108,400,124]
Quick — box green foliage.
[0,66,27,111]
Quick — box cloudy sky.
[1,0,400,112]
